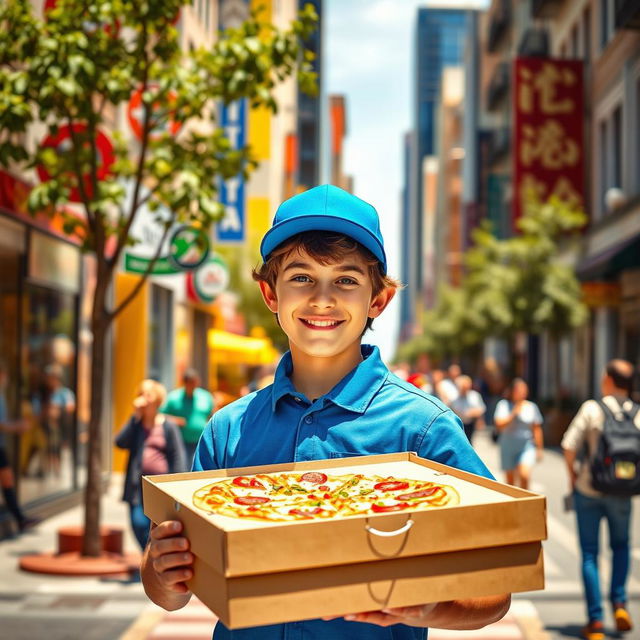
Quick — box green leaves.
[397,196,588,362]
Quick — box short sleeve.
[494,399,510,420]
[192,416,218,472]
[417,411,493,479]
[561,400,596,452]
[471,390,486,411]
[531,402,543,424]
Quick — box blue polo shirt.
[193,345,493,640]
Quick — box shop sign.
[186,254,229,303]
[37,124,115,202]
[215,0,249,244]
[513,58,584,223]
[581,282,622,308]
[168,225,210,271]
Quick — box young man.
[141,185,511,639]
[561,359,638,640]
[160,369,215,465]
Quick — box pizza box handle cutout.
[366,519,414,538]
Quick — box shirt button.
[294,397,302,402]
[304,416,313,424]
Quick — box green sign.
[124,253,180,275]
[168,225,210,271]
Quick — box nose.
[309,282,336,309]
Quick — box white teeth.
[306,319,339,327]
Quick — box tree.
[396,195,588,372]
[0,0,317,556]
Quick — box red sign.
[513,58,584,223]
[127,86,181,141]
[37,124,115,202]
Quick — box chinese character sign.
[513,58,584,222]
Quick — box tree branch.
[108,218,174,322]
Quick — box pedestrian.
[437,363,461,407]
[451,375,486,444]
[43,364,76,476]
[561,359,638,640]
[493,377,544,490]
[0,360,38,535]
[115,379,187,550]
[141,184,510,637]
[160,369,215,466]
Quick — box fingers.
[147,521,194,593]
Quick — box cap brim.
[260,214,387,274]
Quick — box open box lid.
[143,452,547,577]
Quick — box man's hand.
[325,594,511,630]
[142,521,194,610]
[324,604,437,628]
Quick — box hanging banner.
[513,58,584,223]
[215,0,250,244]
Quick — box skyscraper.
[400,5,469,338]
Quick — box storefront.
[0,172,103,533]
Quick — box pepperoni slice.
[300,472,328,484]
[234,496,270,506]
[373,481,410,492]
[371,502,410,513]
[232,476,265,489]
[397,487,440,501]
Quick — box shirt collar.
[271,344,389,413]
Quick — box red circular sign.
[127,87,181,141]
[37,124,115,203]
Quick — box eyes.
[290,274,359,286]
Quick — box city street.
[1,429,638,640]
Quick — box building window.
[599,118,608,218]
[149,284,173,389]
[583,7,591,63]
[612,105,622,191]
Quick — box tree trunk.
[81,281,110,557]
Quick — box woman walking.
[115,379,186,550]
[494,378,544,490]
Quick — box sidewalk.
[0,475,149,640]
[123,430,549,640]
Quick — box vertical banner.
[216,0,250,243]
[513,58,584,223]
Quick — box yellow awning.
[208,329,278,366]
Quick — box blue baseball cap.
[260,184,387,273]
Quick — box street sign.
[168,225,210,271]
[186,254,230,303]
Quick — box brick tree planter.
[19,526,140,576]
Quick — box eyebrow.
[282,261,366,276]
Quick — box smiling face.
[258,247,393,365]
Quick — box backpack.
[589,399,640,496]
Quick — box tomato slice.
[373,481,410,492]
[234,496,270,506]
[300,472,328,484]
[397,487,440,501]
[371,502,410,513]
[232,476,265,489]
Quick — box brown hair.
[252,231,402,332]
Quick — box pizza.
[192,470,460,522]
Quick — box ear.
[368,286,396,319]
[258,280,278,313]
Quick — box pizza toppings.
[371,502,410,513]
[232,476,265,489]
[193,471,459,521]
[373,481,410,492]
[300,472,328,484]
[397,486,440,501]
[234,496,270,505]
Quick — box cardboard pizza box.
[143,452,546,628]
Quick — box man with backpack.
[561,359,639,640]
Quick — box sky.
[324,0,488,362]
